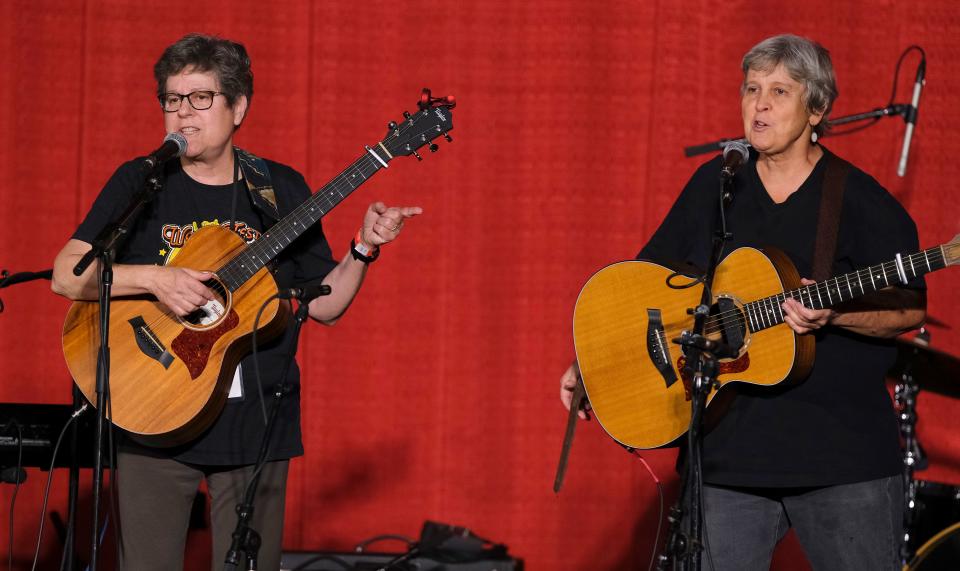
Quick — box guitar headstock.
[944,234,960,266]
[380,88,455,162]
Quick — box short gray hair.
[741,34,838,137]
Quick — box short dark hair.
[154,33,253,108]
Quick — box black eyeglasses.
[158,90,224,112]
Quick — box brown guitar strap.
[811,153,851,281]
[554,374,586,493]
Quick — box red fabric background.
[2,1,960,569]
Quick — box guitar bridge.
[646,309,678,388]
[128,316,175,369]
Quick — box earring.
[811,131,819,143]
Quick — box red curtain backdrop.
[2,1,960,569]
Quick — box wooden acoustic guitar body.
[62,224,288,446]
[573,247,813,450]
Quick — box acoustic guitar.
[62,94,454,446]
[573,236,960,450]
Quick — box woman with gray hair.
[741,33,838,147]
[561,33,925,569]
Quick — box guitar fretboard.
[215,153,384,292]
[744,245,945,333]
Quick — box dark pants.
[700,475,903,571]
[116,450,289,571]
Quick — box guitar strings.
[218,152,381,289]
[662,247,945,340]
[137,113,435,336]
[218,112,435,288]
[137,154,384,335]
[129,151,382,335]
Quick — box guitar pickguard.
[171,309,240,379]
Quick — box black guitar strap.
[811,153,851,281]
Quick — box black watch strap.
[350,238,380,263]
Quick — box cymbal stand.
[896,328,930,564]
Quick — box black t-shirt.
[73,156,337,465]
[639,147,924,487]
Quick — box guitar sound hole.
[181,276,231,330]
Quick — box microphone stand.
[0,270,87,569]
[683,104,908,157]
[71,168,166,570]
[657,173,738,571]
[61,385,85,571]
[0,269,53,314]
[223,287,329,571]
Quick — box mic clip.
[278,285,332,302]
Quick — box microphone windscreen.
[722,140,750,161]
[163,132,188,156]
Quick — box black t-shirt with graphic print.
[73,156,337,465]
[639,147,924,487]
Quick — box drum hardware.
[892,327,960,566]
[889,329,960,400]
[904,482,960,570]
[896,329,929,564]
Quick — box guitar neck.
[746,243,948,333]
[215,151,386,291]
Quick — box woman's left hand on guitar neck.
[781,278,835,335]
[782,278,926,338]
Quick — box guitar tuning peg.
[419,87,433,110]
[443,133,452,142]
[388,121,397,130]
[403,111,412,120]
[429,143,438,153]
[412,150,422,161]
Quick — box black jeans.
[699,475,903,571]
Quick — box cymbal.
[888,336,960,398]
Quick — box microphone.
[0,269,52,288]
[720,140,750,180]
[897,58,926,177]
[278,285,332,301]
[143,132,188,170]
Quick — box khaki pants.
[116,450,289,571]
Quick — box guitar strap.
[811,153,851,281]
[235,147,281,223]
[554,374,587,493]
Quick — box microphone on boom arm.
[720,140,750,180]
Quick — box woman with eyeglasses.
[52,33,420,570]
